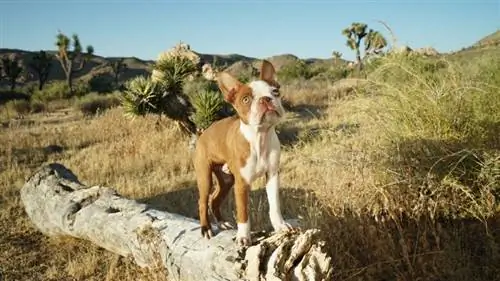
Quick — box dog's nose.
[259,96,272,103]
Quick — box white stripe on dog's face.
[246,80,284,128]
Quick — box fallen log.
[20,163,333,281]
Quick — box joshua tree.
[55,31,94,94]
[342,22,367,69]
[365,30,388,55]
[1,54,23,90]
[110,58,127,88]
[28,50,53,90]
[342,22,387,70]
[332,51,342,64]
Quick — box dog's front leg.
[234,176,251,247]
[265,171,291,232]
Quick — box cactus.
[1,54,23,90]
[28,50,53,90]
[55,31,94,95]
[110,58,127,88]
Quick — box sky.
[0,0,499,61]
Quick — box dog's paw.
[272,221,295,233]
[201,225,214,239]
[234,235,252,247]
[234,222,252,247]
[217,221,234,230]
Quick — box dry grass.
[1,53,499,281]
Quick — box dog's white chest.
[238,125,280,184]
[240,149,270,183]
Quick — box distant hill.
[474,30,500,47]
[1,29,498,89]
[0,47,335,89]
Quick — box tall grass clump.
[364,53,500,220]
[31,80,91,102]
[75,92,121,116]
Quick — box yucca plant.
[121,52,199,134]
[120,75,159,117]
[190,90,225,131]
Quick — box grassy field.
[1,48,499,281]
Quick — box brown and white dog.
[193,60,291,246]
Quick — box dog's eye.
[242,96,251,104]
[271,88,280,97]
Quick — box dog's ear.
[217,72,242,103]
[259,60,277,84]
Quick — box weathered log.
[20,163,333,281]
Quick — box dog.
[193,60,292,246]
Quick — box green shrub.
[364,53,500,219]
[183,76,219,99]
[120,76,160,117]
[32,80,91,102]
[121,54,199,135]
[75,92,121,116]
[30,99,47,113]
[3,99,46,115]
[0,90,30,105]
[277,60,314,82]
[312,67,350,81]
[88,74,115,93]
[237,74,252,84]
[5,99,31,115]
[190,90,226,130]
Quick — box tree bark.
[20,163,333,281]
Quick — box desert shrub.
[120,76,161,116]
[121,55,200,135]
[183,77,235,129]
[190,90,226,130]
[32,80,91,102]
[88,74,115,93]
[29,99,47,113]
[2,99,46,116]
[183,76,219,99]
[237,73,252,84]
[362,53,500,219]
[5,99,31,115]
[277,60,315,82]
[75,92,121,116]
[16,83,37,96]
[0,90,30,105]
[311,66,350,82]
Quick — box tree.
[110,58,127,89]
[55,31,94,95]
[21,163,334,281]
[342,22,387,70]
[28,50,53,90]
[332,51,342,64]
[1,54,23,90]
[365,29,388,55]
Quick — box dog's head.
[216,60,284,129]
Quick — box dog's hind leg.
[210,164,235,230]
[194,157,214,239]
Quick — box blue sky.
[1,0,498,61]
